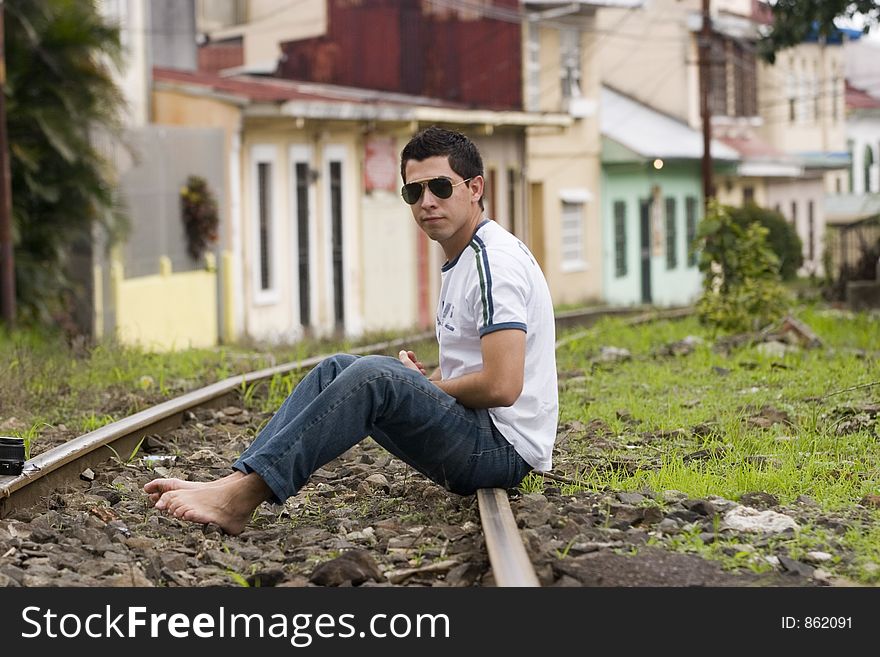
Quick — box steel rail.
[0,305,691,587]
[477,487,539,586]
[0,332,433,516]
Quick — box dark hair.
[400,126,485,209]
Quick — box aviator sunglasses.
[401,177,472,205]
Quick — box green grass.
[549,305,880,583]
[0,324,435,452]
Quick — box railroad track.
[0,305,690,587]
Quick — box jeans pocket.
[445,441,521,494]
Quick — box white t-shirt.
[436,219,558,471]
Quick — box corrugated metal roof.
[847,82,880,111]
[153,67,470,107]
[525,0,643,7]
[600,86,740,161]
[825,193,880,224]
[152,67,572,128]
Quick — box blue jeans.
[233,354,532,501]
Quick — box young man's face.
[403,156,482,257]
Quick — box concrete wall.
[764,176,827,275]
[113,256,217,350]
[118,125,226,277]
[360,188,420,334]
[153,89,247,340]
[102,124,226,349]
[596,0,695,126]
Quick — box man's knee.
[320,353,358,375]
[348,354,397,379]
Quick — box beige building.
[522,1,644,306]
[153,69,568,343]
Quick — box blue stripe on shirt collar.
[441,219,491,272]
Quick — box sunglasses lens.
[401,183,422,205]
[401,178,459,204]
[427,178,454,199]
[400,183,422,205]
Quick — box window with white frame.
[848,139,855,192]
[797,62,809,124]
[832,73,840,122]
[257,163,272,290]
[561,200,585,269]
[323,145,348,332]
[526,22,541,112]
[786,70,797,123]
[613,200,627,278]
[808,200,815,261]
[560,26,582,100]
[291,145,315,329]
[686,196,698,267]
[665,197,678,270]
[251,145,279,304]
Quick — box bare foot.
[144,472,244,503]
[152,473,271,535]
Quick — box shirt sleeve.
[468,246,529,337]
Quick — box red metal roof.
[154,67,354,103]
[846,82,880,110]
[717,133,787,159]
[152,66,475,110]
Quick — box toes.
[155,491,178,511]
[143,478,167,492]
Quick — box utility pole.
[698,0,713,213]
[0,1,15,326]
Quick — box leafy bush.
[696,201,792,333]
[727,203,803,280]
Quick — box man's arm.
[433,329,525,408]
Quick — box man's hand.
[398,350,427,375]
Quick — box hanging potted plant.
[179,175,219,260]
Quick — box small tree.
[728,203,803,281]
[696,201,792,333]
